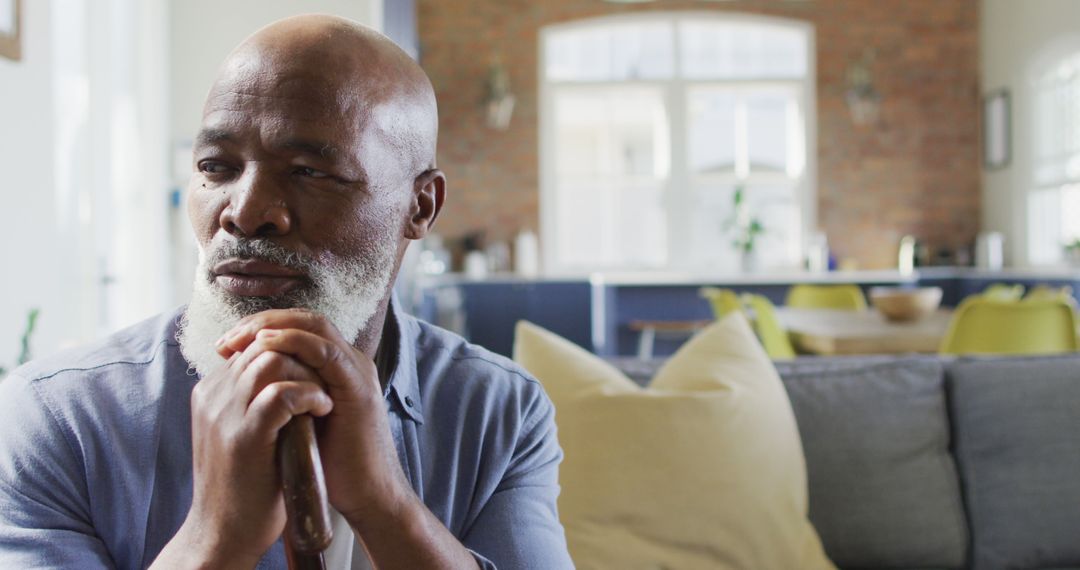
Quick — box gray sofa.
[610,353,1080,570]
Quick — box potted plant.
[0,308,40,381]
[1065,239,1080,267]
[723,186,765,272]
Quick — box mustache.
[204,239,315,274]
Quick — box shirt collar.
[383,293,424,425]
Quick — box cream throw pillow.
[513,313,835,570]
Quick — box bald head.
[185,15,448,361]
[206,14,439,182]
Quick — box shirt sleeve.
[0,374,115,568]
[460,384,575,569]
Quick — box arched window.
[1029,50,1080,264]
[539,13,815,273]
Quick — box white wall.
[167,0,384,305]
[0,0,76,366]
[0,0,172,367]
[981,0,1080,267]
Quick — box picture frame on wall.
[0,0,21,62]
[983,89,1011,170]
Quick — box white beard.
[177,238,397,376]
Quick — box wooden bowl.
[869,286,943,322]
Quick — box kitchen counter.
[419,265,1080,288]
[916,265,1080,280]
[588,269,916,286]
[419,269,912,288]
[414,266,1080,358]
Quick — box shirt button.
[405,396,415,408]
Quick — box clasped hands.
[178,309,407,566]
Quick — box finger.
[193,350,242,400]
[255,328,381,399]
[219,309,345,355]
[235,349,325,410]
[216,334,238,359]
[227,332,306,377]
[251,329,335,376]
[244,381,334,445]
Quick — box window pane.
[679,20,808,80]
[688,89,738,176]
[686,184,740,271]
[687,183,800,270]
[555,179,667,268]
[689,86,802,178]
[1029,187,1063,265]
[749,184,802,268]
[1035,52,1080,187]
[556,181,609,267]
[553,86,669,269]
[554,88,670,178]
[546,21,674,81]
[746,88,798,176]
[616,181,668,267]
[1061,184,1080,243]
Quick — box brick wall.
[418,0,980,270]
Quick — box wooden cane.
[278,415,333,569]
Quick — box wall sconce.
[845,48,880,126]
[485,59,515,131]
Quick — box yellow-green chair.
[699,287,744,319]
[1024,284,1077,307]
[785,284,868,311]
[742,294,797,360]
[981,283,1025,302]
[939,297,1079,355]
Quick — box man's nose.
[219,167,292,238]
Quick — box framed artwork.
[983,89,1011,170]
[0,0,21,62]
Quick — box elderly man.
[0,15,572,569]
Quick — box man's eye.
[294,166,330,179]
[198,161,232,174]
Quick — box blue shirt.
[0,302,572,569]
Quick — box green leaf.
[17,308,39,366]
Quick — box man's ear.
[404,168,446,240]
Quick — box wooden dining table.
[776,307,954,356]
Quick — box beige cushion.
[514,313,834,570]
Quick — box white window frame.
[1028,44,1080,266]
[539,11,817,276]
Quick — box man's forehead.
[194,125,342,159]
[198,67,376,151]
[206,64,371,120]
[203,91,359,130]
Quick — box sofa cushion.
[514,314,835,570]
[948,355,1080,570]
[776,356,968,569]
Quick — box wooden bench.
[627,319,713,359]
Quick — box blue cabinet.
[457,281,592,358]
[419,270,1080,358]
